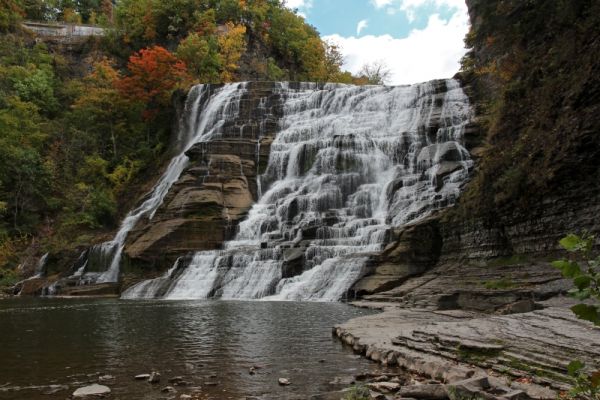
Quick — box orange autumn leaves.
[115,46,191,120]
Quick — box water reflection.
[0,299,390,399]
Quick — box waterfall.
[74,83,248,284]
[123,79,473,301]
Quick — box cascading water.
[72,83,248,284]
[123,79,473,301]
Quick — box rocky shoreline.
[333,296,600,400]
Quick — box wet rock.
[148,372,161,384]
[179,395,192,400]
[161,386,177,393]
[278,378,291,386]
[249,367,256,375]
[134,374,150,380]
[72,384,111,398]
[98,375,114,382]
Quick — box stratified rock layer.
[123,83,281,269]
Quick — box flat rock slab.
[334,300,600,393]
[72,384,111,398]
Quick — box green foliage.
[0,267,19,287]
[0,0,355,271]
[552,233,600,326]
[0,0,24,32]
[342,384,371,400]
[176,32,221,83]
[566,360,600,400]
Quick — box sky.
[284,0,470,85]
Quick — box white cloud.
[323,10,469,85]
[284,0,313,16]
[356,19,369,36]
[285,0,308,8]
[371,0,393,7]
[372,0,466,23]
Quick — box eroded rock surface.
[334,298,600,395]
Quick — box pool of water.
[0,298,390,399]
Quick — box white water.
[76,84,248,283]
[123,80,473,301]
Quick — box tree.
[217,22,246,82]
[115,46,190,119]
[323,40,345,81]
[176,32,221,83]
[0,0,23,32]
[358,60,392,85]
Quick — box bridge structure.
[22,21,105,42]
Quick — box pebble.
[135,374,150,380]
[278,378,291,386]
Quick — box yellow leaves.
[88,58,120,87]
[218,22,247,82]
[107,159,140,193]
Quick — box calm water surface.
[0,299,388,399]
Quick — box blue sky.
[284,0,469,85]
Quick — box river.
[0,298,392,399]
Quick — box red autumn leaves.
[115,46,190,120]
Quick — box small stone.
[135,374,150,380]
[98,375,114,382]
[148,372,161,384]
[72,384,111,398]
[249,367,256,375]
[180,395,192,400]
[278,378,291,386]
[161,386,177,393]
